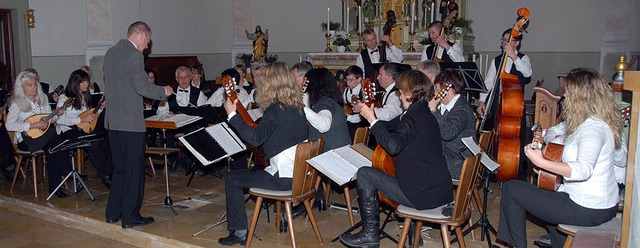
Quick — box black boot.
[408,221,424,247]
[339,189,380,248]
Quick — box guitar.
[223,75,258,128]
[433,82,453,101]
[24,97,74,139]
[76,95,105,133]
[531,121,564,191]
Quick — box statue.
[245,26,269,62]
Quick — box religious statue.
[245,26,269,62]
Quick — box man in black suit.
[420,21,465,62]
[103,21,172,229]
[356,28,404,78]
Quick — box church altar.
[308,52,423,71]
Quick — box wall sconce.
[26,9,35,29]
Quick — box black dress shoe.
[314,199,327,212]
[106,216,121,223]
[218,231,247,246]
[122,216,155,229]
[54,191,68,198]
[101,175,112,189]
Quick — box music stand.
[46,133,105,201]
[439,62,487,93]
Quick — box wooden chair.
[396,153,482,248]
[8,130,45,198]
[246,138,325,248]
[557,217,621,248]
[320,126,370,226]
[529,86,562,184]
[145,146,179,175]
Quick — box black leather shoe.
[218,231,247,246]
[106,216,121,223]
[314,199,327,212]
[55,191,68,198]
[101,175,112,189]
[122,216,155,229]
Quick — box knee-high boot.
[339,189,380,248]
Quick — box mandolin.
[24,97,74,139]
[223,75,258,128]
[76,95,104,133]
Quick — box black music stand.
[46,133,105,201]
[438,62,487,93]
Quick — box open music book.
[145,113,202,129]
[461,137,500,171]
[306,144,373,186]
[178,122,246,165]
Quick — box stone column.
[599,0,631,77]
[231,0,254,67]
[86,0,113,83]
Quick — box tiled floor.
[0,158,547,247]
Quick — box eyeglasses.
[143,32,152,42]
[345,76,359,82]
[177,76,190,80]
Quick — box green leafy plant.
[321,21,341,32]
[453,18,473,34]
[237,53,253,67]
[264,54,278,63]
[332,31,351,46]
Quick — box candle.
[410,1,415,32]
[346,7,350,33]
[327,7,330,34]
[358,6,363,33]
[430,2,435,23]
[299,54,303,62]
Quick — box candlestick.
[410,1,415,32]
[356,32,364,52]
[408,31,416,52]
[325,33,333,52]
[327,7,330,34]
[346,7,350,33]
[358,6,363,33]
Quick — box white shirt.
[304,107,332,133]
[374,83,402,121]
[55,94,103,134]
[549,118,620,209]
[480,51,532,102]
[344,84,363,123]
[205,85,250,108]
[156,86,207,115]
[420,42,466,62]
[439,94,461,115]
[5,100,53,144]
[356,45,404,73]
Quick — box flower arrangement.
[237,53,253,67]
[418,31,432,46]
[264,54,278,63]
[321,21,341,32]
[332,31,351,47]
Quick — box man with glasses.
[103,21,173,229]
[343,65,367,139]
[156,66,207,116]
[352,63,402,122]
[356,28,404,78]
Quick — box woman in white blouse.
[56,70,113,189]
[496,68,623,247]
[5,71,71,198]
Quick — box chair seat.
[397,201,454,220]
[145,147,179,155]
[250,187,292,196]
[16,149,44,156]
[558,217,621,240]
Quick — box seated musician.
[428,69,477,179]
[420,21,466,62]
[292,61,313,88]
[190,63,213,98]
[340,70,453,247]
[156,66,207,115]
[218,62,308,246]
[417,60,441,83]
[343,65,367,140]
[55,69,113,189]
[5,71,71,198]
[247,63,265,121]
[205,68,250,112]
[496,68,623,248]
[351,63,403,122]
[356,28,404,78]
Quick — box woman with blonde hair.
[218,62,307,246]
[496,68,623,248]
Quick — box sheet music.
[206,122,245,155]
[178,123,246,165]
[145,113,201,128]
[461,136,500,171]
[307,145,372,186]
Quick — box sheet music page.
[206,123,246,155]
[145,113,202,127]
[462,136,481,155]
[333,145,372,169]
[307,151,355,186]
[481,152,500,171]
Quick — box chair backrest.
[451,153,482,219]
[290,138,325,199]
[533,86,562,130]
[353,127,370,145]
[478,129,495,153]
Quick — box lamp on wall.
[26,9,35,29]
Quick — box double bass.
[486,8,531,181]
[431,2,458,62]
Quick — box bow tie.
[178,89,189,93]
[370,49,379,54]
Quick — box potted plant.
[264,54,278,63]
[332,31,351,53]
[452,17,473,36]
[237,53,253,67]
[321,21,341,36]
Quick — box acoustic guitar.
[76,96,105,133]
[223,75,257,128]
[24,97,74,139]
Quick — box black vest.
[344,87,364,104]
[168,86,201,113]
[493,52,531,89]
[424,41,455,62]
[382,86,399,105]
[360,45,386,78]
